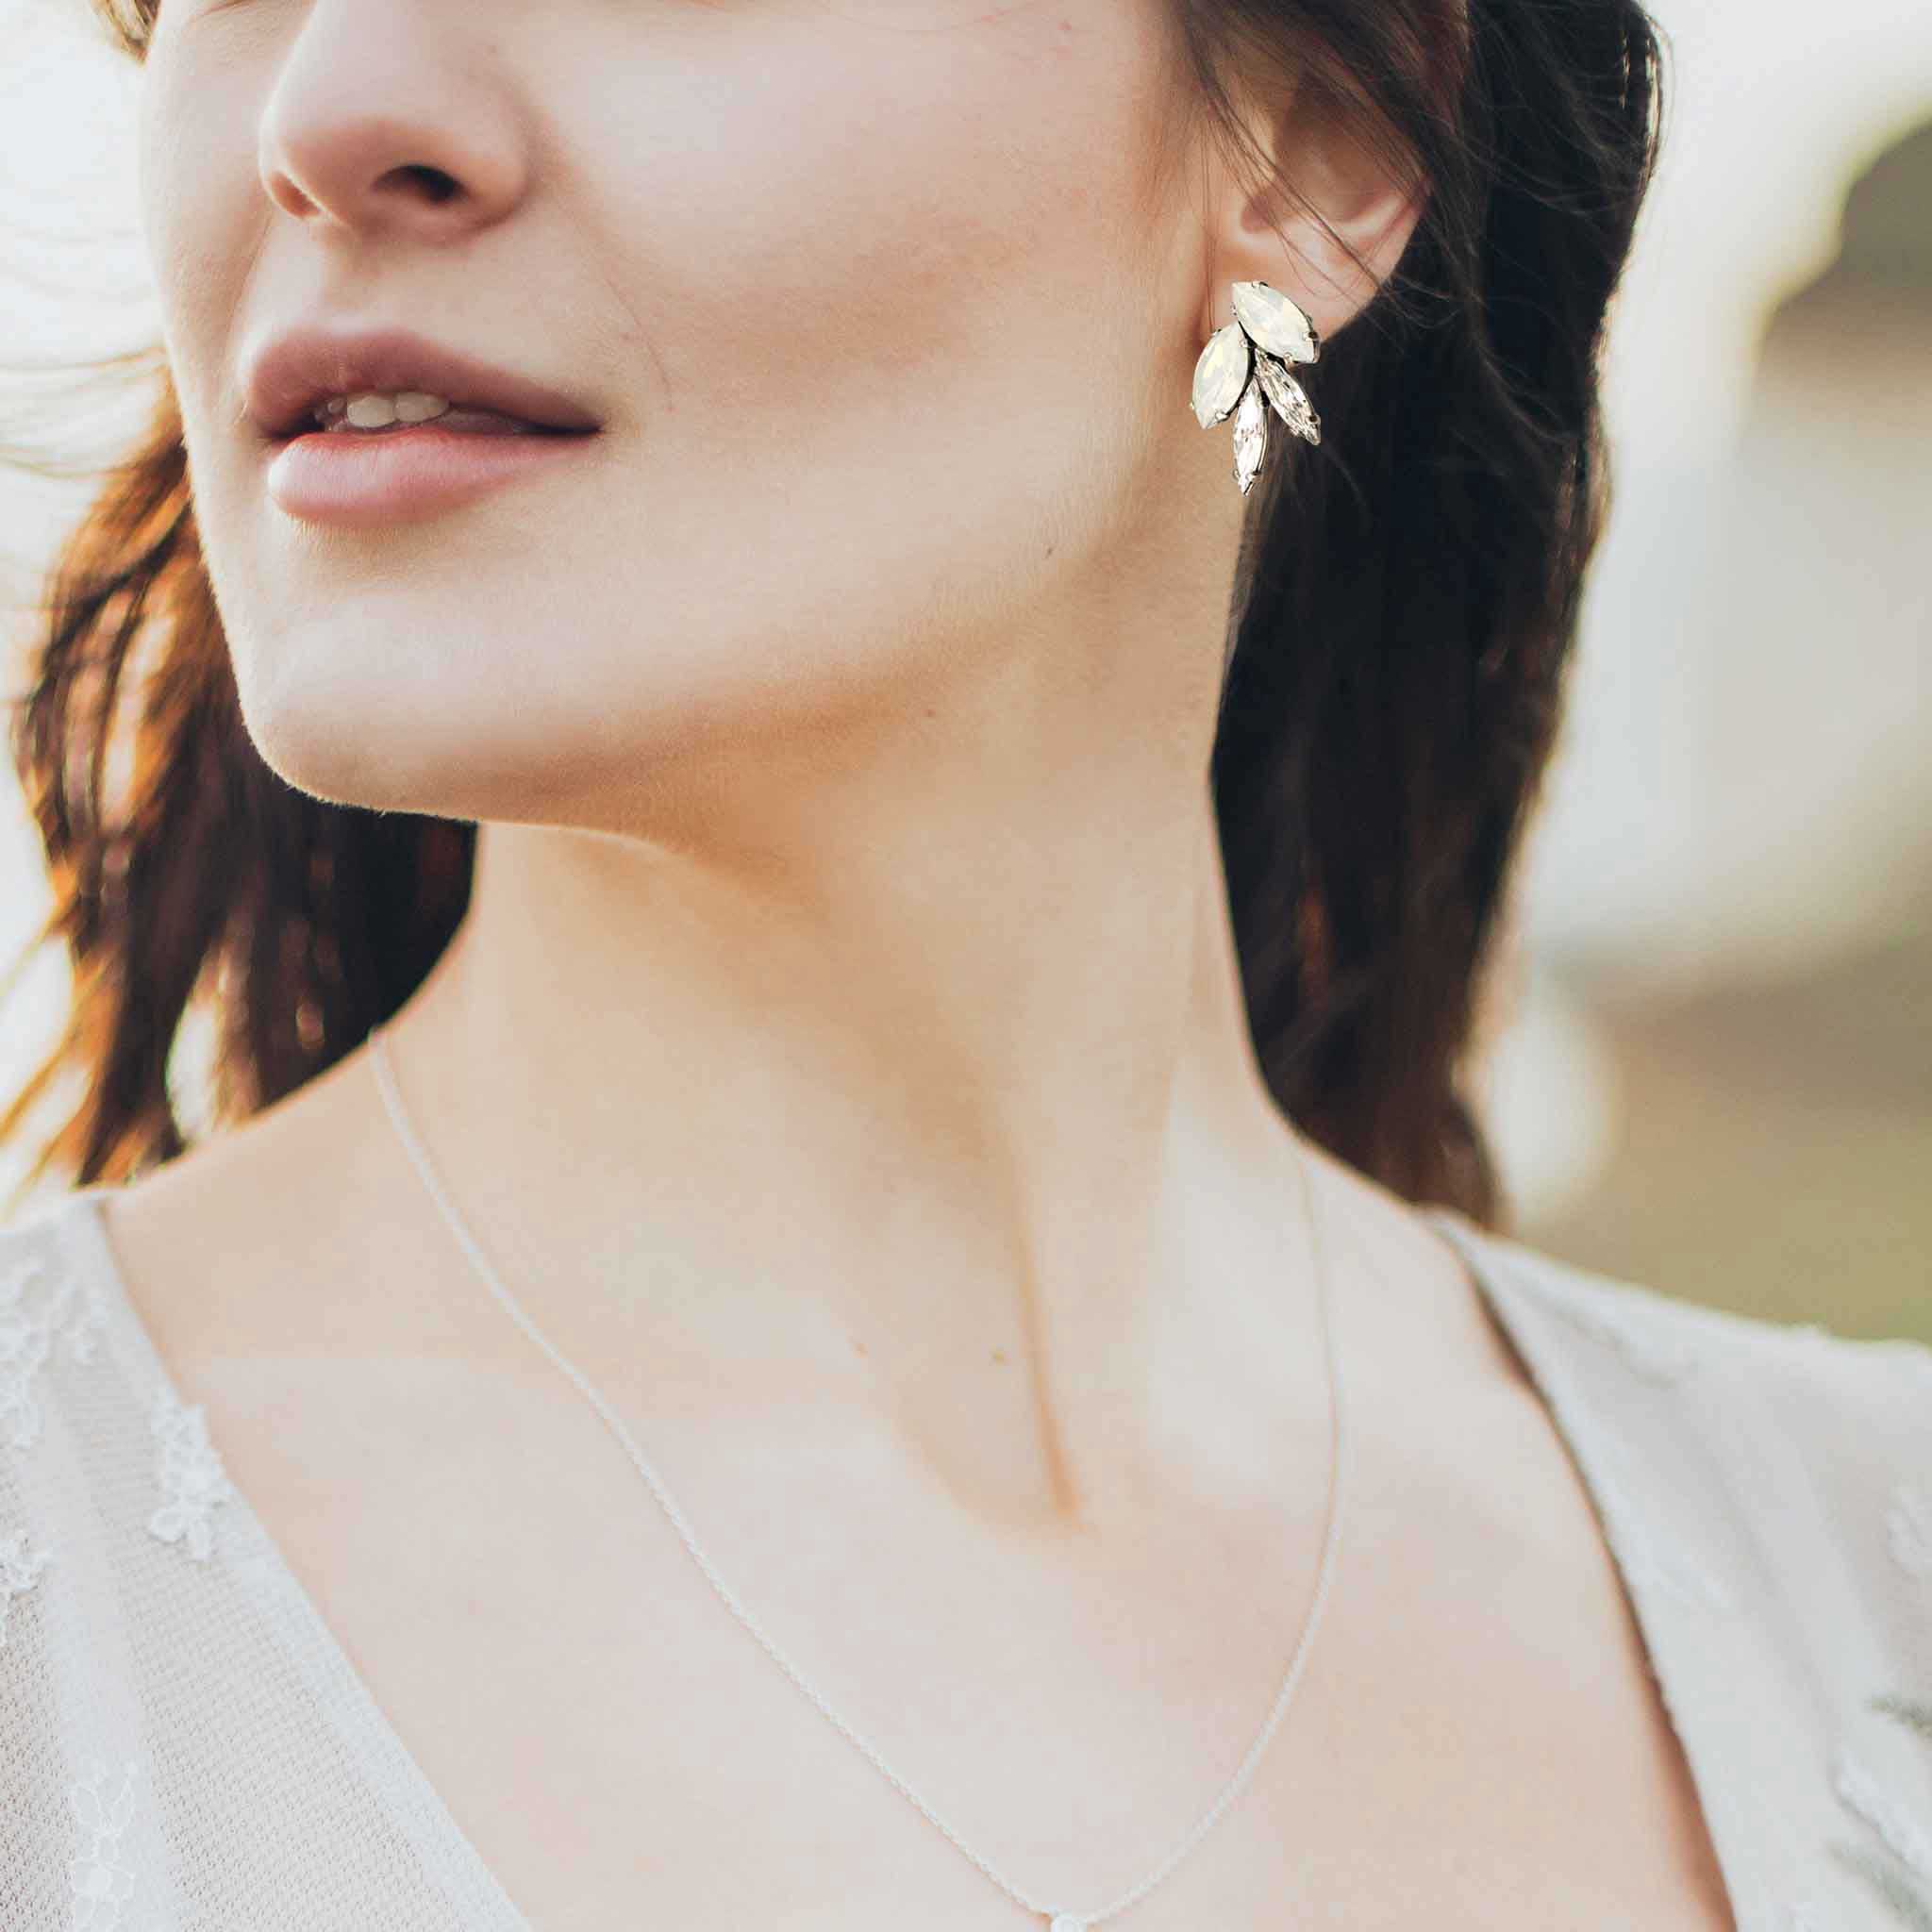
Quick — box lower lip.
[263,423,600,526]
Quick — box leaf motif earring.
[1190,279,1322,495]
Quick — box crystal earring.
[1191,279,1322,496]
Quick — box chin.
[230,656,471,818]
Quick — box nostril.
[381,163,462,206]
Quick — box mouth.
[259,403,604,528]
[242,325,606,444]
[266,403,600,448]
[241,325,608,525]
[271,401,599,445]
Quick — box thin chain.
[366,1021,1348,1928]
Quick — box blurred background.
[1,0,1926,1340]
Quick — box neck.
[382,567,1320,1534]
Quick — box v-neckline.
[1420,1206,1762,1928]
[61,1183,1755,1931]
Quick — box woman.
[2,0,1926,1925]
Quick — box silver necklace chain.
[366,1021,1349,1929]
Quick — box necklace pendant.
[1048,1918,1089,1931]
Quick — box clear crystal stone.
[1191,322,1251,427]
[1232,279,1320,365]
[1254,349,1321,445]
[1232,376,1268,494]
[1048,1918,1088,1932]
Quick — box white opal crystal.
[1191,322,1251,427]
[1048,1918,1088,1932]
[1232,279,1320,364]
[1232,376,1268,494]
[1254,349,1321,445]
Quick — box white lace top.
[2,1183,1927,1930]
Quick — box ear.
[1196,62,1427,350]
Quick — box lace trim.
[0,1250,107,1456]
[1820,1695,1932,1924]
[1833,1749,1932,1883]
[0,1526,53,1645]
[68,1756,142,1928]
[146,1385,236,1563]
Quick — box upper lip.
[241,325,602,440]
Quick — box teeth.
[316,391,452,430]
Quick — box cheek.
[574,0,1181,502]
[125,0,1194,814]
[136,33,263,433]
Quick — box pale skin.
[105,0,1731,1924]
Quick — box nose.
[257,3,530,244]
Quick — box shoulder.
[0,1186,154,1565]
[1,1189,263,1926]
[1473,1235,1932,1928]
[0,1188,122,1422]
[1434,1209,1932,1628]
[0,1184,244,1607]
[1435,1206,1932,1429]
[0,1191,136,1902]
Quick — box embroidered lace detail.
[1824,1838,1932,1928]
[1871,1695,1932,1743]
[1886,1482,1932,1581]
[1832,1749,1932,1883]
[1541,1285,1700,1385]
[68,1756,141,1928]
[147,1386,236,1563]
[0,1527,53,1645]
[1819,1698,1932,1925]
[0,1251,108,1456]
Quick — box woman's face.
[137,0,1230,828]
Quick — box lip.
[241,324,602,441]
[262,419,601,528]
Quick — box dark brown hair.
[3,0,1666,1223]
